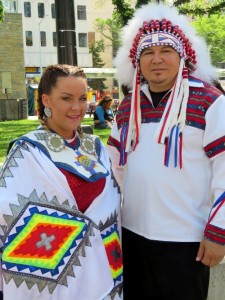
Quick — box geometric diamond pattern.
[0,186,122,296]
[3,209,87,275]
[0,192,95,293]
[101,224,123,284]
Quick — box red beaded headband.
[129,19,197,68]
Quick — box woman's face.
[42,76,88,139]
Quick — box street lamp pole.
[55,0,77,65]
[59,29,77,65]
[38,17,45,76]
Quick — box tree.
[94,14,122,58]
[192,14,225,67]
[111,0,134,27]
[111,0,225,25]
[0,0,4,22]
[177,0,225,16]
[89,40,108,92]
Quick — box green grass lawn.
[0,118,111,163]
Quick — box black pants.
[122,228,209,300]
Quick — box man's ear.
[42,94,50,107]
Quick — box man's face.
[139,45,181,92]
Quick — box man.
[108,3,225,300]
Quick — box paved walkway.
[208,263,225,300]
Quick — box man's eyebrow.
[161,45,172,48]
[142,48,153,52]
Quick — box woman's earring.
[44,107,52,118]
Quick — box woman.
[94,96,114,129]
[0,64,123,300]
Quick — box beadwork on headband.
[129,19,197,68]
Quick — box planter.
[0,99,28,121]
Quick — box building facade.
[2,0,93,80]
[1,0,139,116]
[0,8,27,120]
[0,11,26,99]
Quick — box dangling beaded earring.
[44,107,52,118]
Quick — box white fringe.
[125,66,141,152]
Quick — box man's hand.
[196,239,225,267]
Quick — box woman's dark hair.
[97,95,113,109]
[37,64,86,121]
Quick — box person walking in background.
[108,3,225,300]
[0,64,123,300]
[26,78,35,116]
[94,95,114,129]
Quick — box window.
[78,33,87,47]
[40,31,46,47]
[12,1,17,12]
[38,3,45,18]
[24,2,31,17]
[4,0,17,12]
[77,5,86,20]
[52,32,57,47]
[25,31,33,46]
[51,3,55,19]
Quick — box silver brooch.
[46,133,65,152]
[80,136,96,155]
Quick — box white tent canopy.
[83,68,117,79]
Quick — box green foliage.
[95,15,122,55]
[0,0,4,22]
[177,0,225,16]
[135,0,155,9]
[112,0,225,22]
[111,0,165,26]
[173,0,190,5]
[192,14,225,67]
[0,118,111,163]
[89,40,107,91]
[89,40,105,68]
[112,0,134,26]
[88,77,108,93]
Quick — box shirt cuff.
[204,223,225,245]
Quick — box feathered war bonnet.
[115,2,217,168]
